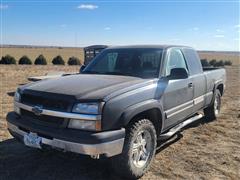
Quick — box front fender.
[120,99,165,132]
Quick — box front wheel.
[111,119,157,179]
[204,89,221,121]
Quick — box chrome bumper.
[8,122,124,157]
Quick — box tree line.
[0,55,81,65]
[201,59,232,67]
[0,54,233,67]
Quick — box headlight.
[72,102,101,115]
[68,119,101,131]
[14,90,21,114]
[14,104,21,115]
[71,102,103,131]
[14,90,21,102]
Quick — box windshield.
[82,48,162,78]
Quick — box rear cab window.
[181,48,203,75]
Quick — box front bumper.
[7,112,125,157]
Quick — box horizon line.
[0,44,240,53]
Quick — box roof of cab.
[107,45,193,50]
[84,45,108,50]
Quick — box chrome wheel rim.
[214,95,220,115]
[131,130,152,168]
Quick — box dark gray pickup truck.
[7,45,226,179]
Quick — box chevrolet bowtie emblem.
[32,105,43,116]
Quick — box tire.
[204,89,221,121]
[111,119,157,179]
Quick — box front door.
[162,48,194,129]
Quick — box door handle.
[188,82,193,88]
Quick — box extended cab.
[7,45,226,179]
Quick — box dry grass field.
[0,64,239,179]
[1,47,239,65]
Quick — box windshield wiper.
[104,72,125,75]
[82,71,136,77]
[104,72,137,77]
[81,71,101,74]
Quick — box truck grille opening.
[21,93,70,112]
[21,109,65,128]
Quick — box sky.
[0,0,239,51]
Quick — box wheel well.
[216,84,224,96]
[127,108,162,136]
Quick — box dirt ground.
[0,66,239,180]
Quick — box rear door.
[182,48,206,113]
[162,48,194,129]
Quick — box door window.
[165,49,188,76]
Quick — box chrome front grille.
[21,109,65,128]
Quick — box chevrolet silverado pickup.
[7,45,226,179]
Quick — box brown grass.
[0,65,239,179]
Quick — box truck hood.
[23,74,153,100]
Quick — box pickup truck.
[7,45,226,179]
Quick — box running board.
[159,113,203,140]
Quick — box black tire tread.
[111,119,157,179]
[204,89,221,121]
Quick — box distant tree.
[209,59,217,66]
[52,55,65,65]
[19,55,32,65]
[68,56,81,65]
[34,55,47,65]
[0,55,16,64]
[215,60,224,67]
[200,59,209,67]
[224,60,232,66]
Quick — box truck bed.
[202,67,223,71]
[203,67,226,102]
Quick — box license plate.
[24,132,42,149]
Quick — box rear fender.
[211,80,224,104]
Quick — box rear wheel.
[204,89,221,121]
[111,119,157,179]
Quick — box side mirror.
[170,68,188,79]
[79,65,86,73]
